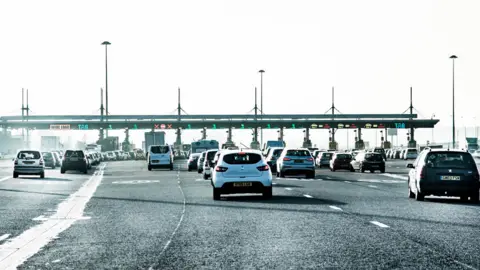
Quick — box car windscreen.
[426,152,476,169]
[65,150,84,158]
[223,153,262,164]
[286,150,311,157]
[335,154,352,159]
[206,151,218,160]
[365,153,383,161]
[151,146,169,154]
[42,152,53,158]
[17,151,41,159]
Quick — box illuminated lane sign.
[324,124,330,129]
[345,124,350,128]
[372,124,378,128]
[160,124,166,129]
[394,122,406,128]
[108,124,113,129]
[311,124,318,129]
[241,124,245,129]
[351,124,357,128]
[187,124,192,129]
[338,123,344,128]
[365,123,372,128]
[50,124,70,130]
[78,124,89,130]
[267,124,271,129]
[133,124,138,129]
[378,124,385,128]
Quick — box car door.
[351,153,361,170]
[409,151,424,192]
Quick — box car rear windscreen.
[65,150,84,158]
[206,151,218,160]
[335,154,352,159]
[18,151,41,159]
[322,153,333,159]
[365,153,383,161]
[272,149,283,157]
[151,146,169,154]
[286,150,311,157]
[426,152,476,169]
[223,153,262,164]
[374,148,385,153]
[407,149,417,153]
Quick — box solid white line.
[285,188,292,191]
[368,185,378,188]
[149,170,186,270]
[303,194,313,198]
[453,260,478,270]
[0,234,10,242]
[0,176,11,183]
[383,173,408,180]
[370,221,389,228]
[329,206,343,211]
[0,164,106,269]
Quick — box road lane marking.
[0,163,106,269]
[329,206,343,211]
[0,234,9,242]
[0,176,11,183]
[149,168,186,270]
[383,173,408,180]
[453,260,478,270]
[370,221,389,228]
[359,179,381,183]
[368,185,378,188]
[344,181,351,183]
[285,188,292,191]
[32,215,45,221]
[303,194,313,198]
[272,182,277,185]
[111,180,160,184]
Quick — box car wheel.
[307,172,315,179]
[276,171,280,177]
[349,165,355,172]
[415,188,425,201]
[370,170,375,173]
[60,169,65,174]
[52,165,56,169]
[263,186,272,199]
[471,192,479,204]
[408,178,415,198]
[40,172,45,179]
[332,166,336,172]
[170,164,174,171]
[360,165,365,173]
[203,173,208,180]
[148,165,152,171]
[460,195,469,202]
[188,167,192,172]
[84,168,88,174]
[213,188,221,200]
[13,172,18,178]
[380,169,385,173]
[280,171,285,178]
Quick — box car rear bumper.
[14,166,44,174]
[420,181,480,196]
[212,175,272,189]
[280,165,315,175]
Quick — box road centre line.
[370,221,389,228]
[368,185,378,188]
[285,188,292,191]
[329,206,343,211]
[303,194,313,198]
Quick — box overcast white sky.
[2,0,480,147]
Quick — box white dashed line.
[285,188,292,191]
[0,176,11,183]
[396,167,400,169]
[52,259,61,263]
[272,182,277,185]
[370,221,389,228]
[0,234,10,242]
[32,215,45,221]
[383,173,408,180]
[368,185,378,188]
[329,206,343,211]
[453,260,478,270]
[303,194,313,198]
[344,181,351,183]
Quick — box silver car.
[13,150,45,178]
[276,148,315,178]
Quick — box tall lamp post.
[431,113,435,143]
[450,55,457,148]
[102,41,111,137]
[258,70,265,147]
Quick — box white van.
[147,145,174,171]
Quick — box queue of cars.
[385,148,419,160]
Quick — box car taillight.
[215,166,228,172]
[420,166,426,179]
[257,165,270,171]
[14,159,18,165]
[474,171,479,181]
[307,158,313,161]
[39,159,44,165]
[283,157,291,161]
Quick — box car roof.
[221,149,262,155]
[284,148,310,151]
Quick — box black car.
[61,150,88,174]
[350,152,385,173]
[407,149,479,203]
[187,153,200,171]
[41,152,56,169]
[330,153,353,171]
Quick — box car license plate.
[372,165,379,167]
[441,176,460,180]
[294,160,303,163]
[233,182,252,187]
[152,160,159,163]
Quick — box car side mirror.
[406,163,414,168]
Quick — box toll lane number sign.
[112,180,160,184]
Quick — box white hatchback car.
[211,150,272,200]
[13,150,45,178]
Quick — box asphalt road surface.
[0,158,479,269]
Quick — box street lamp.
[450,55,457,147]
[102,41,111,136]
[431,113,435,143]
[258,70,265,146]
